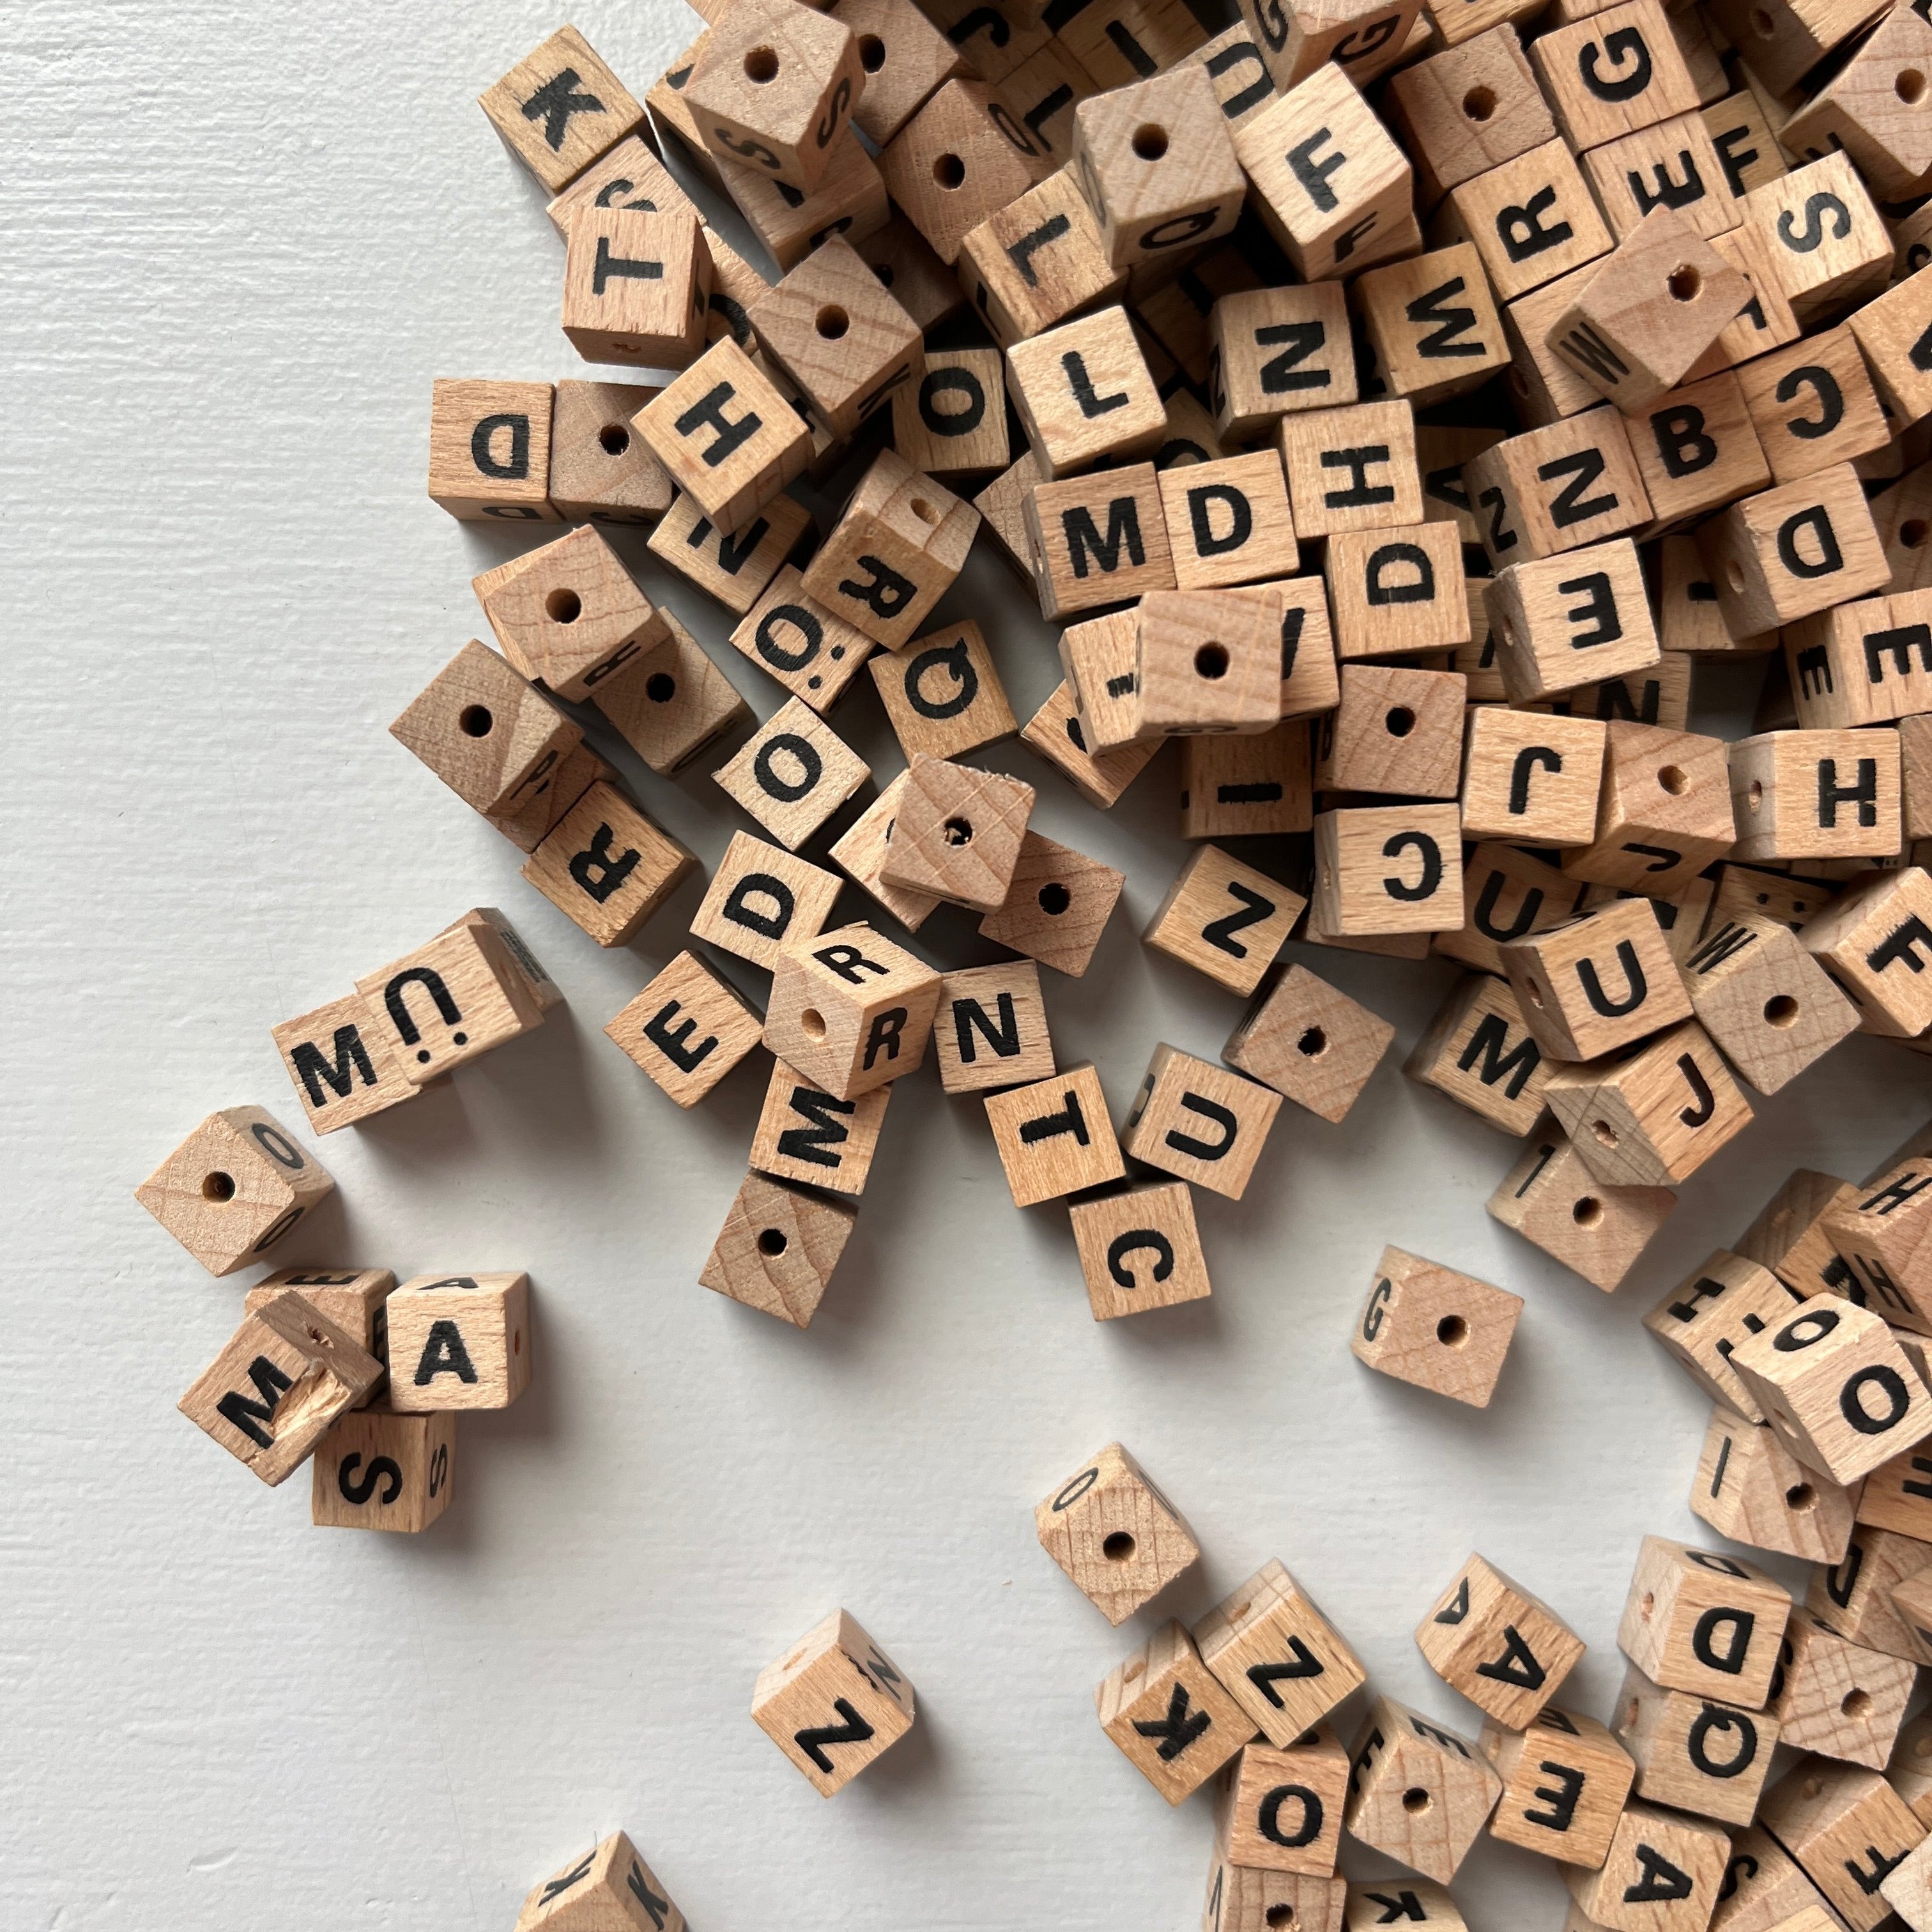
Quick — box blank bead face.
[1035,1442,1200,1623]
[135,1107,334,1276]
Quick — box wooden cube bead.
[1120,1043,1282,1201]
[979,831,1124,977]
[1618,1535,1791,1707]
[1276,399,1420,540]
[1743,152,1891,321]
[1730,728,1904,862]
[1483,538,1659,705]
[716,126,889,273]
[1037,1439,1199,1624]
[1612,1659,1781,1827]
[868,617,1016,765]
[1316,664,1466,797]
[1404,972,1551,1136]
[1225,962,1395,1122]
[891,345,1009,479]
[1438,842,1586,977]
[985,1062,1126,1206]
[1460,706,1604,847]
[1786,590,1932,732]
[428,379,559,523]
[1464,412,1652,569]
[879,78,1054,264]
[606,950,764,1109]
[1179,723,1313,838]
[135,1106,333,1276]
[245,1267,394,1377]
[1824,1162,1932,1334]
[932,959,1054,1096]
[1883,1835,1932,1931]
[1344,1880,1460,1928]
[1759,1757,1927,1931]
[752,1608,915,1796]
[1416,1554,1584,1730]
[1644,1249,1805,1423]
[1070,1181,1211,1321]
[1678,911,1860,1096]
[713,696,870,850]
[311,1404,456,1535]
[878,755,1034,912]
[1736,326,1889,488]
[1779,8,1932,199]
[547,378,675,526]
[1020,678,1160,809]
[1207,1861,1346,1932]
[1193,1560,1366,1749]
[1563,1798,1729,1931]
[689,831,841,974]
[385,1273,530,1413]
[1212,1729,1349,1878]
[512,1832,685,1932]
[647,489,808,615]
[831,0,965,146]
[1439,140,1615,307]
[1356,243,1510,406]
[1383,24,1556,208]
[764,921,940,1100]
[1482,1706,1635,1869]
[726,566,873,714]
[1158,451,1300,593]
[1179,22,1277,134]
[1312,803,1464,936]
[1353,1246,1522,1408]
[1579,109,1744,248]
[522,782,694,947]
[1144,843,1304,996]
[751,1057,891,1196]
[1810,1524,1931,1662]
[1699,463,1890,636]
[1501,898,1690,1062]
[1236,0,1422,91]
[1024,461,1176,618]
[634,337,812,535]
[1563,721,1734,900]
[1528,0,1699,153]
[272,992,420,1135]
[479,27,644,194]
[1131,588,1282,738]
[1802,868,1932,1039]
[561,208,710,370]
[1232,65,1414,282]
[1006,305,1164,478]
[1849,264,1932,436]
[1770,1607,1915,1772]
[1098,1619,1253,1804]
[1344,1698,1503,1884]
[1325,524,1467,666]
[1736,1167,1862,1303]
[956,165,1123,346]
[699,1171,856,1328]
[1487,1114,1676,1292]
[1706,1823,1843,1931]
[594,613,749,778]
[1208,285,1355,441]
[178,1290,381,1485]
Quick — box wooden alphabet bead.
[1800,867,1932,1038]
[1613,1660,1781,1827]
[751,1057,891,1195]
[1780,9,1932,201]
[1743,153,1891,321]
[1645,1250,1804,1423]
[1561,721,1735,900]
[1209,286,1355,441]
[1225,963,1395,1121]
[869,621,1014,766]
[1404,972,1551,1136]
[1528,0,1699,153]
[805,461,978,655]
[1824,1162,1932,1331]
[522,783,694,947]
[1315,664,1466,797]
[1180,22,1278,133]
[891,346,1009,479]
[1702,464,1891,638]
[1850,265,1932,434]
[1770,1607,1915,1771]
[1759,1757,1928,1931]
[311,1404,455,1535]
[561,208,709,369]
[1070,1182,1211,1321]
[1707,1824,1841,1931]
[1736,1167,1862,1303]
[1439,141,1616,307]
[1619,1535,1791,1706]
[1579,111,1743,247]
[765,921,940,1100]
[1276,400,1421,540]
[700,1172,855,1328]
[689,831,841,974]
[1482,1706,1635,1869]
[752,1608,915,1795]
[1344,1698,1503,1884]
[878,78,1054,264]
[1120,1043,1281,1200]
[136,1107,332,1275]
[932,960,1054,1098]
[428,378,558,523]
[1213,1729,1349,1877]
[178,1291,381,1485]
[1357,243,1510,407]
[544,128,698,238]
[1383,24,1556,210]
[634,337,812,535]
[1678,912,1859,1096]
[1464,412,1652,569]
[878,755,1033,912]
[1158,451,1300,592]
[1195,1560,1367,1747]
[1098,1619,1253,1805]
[978,830,1124,977]
[1312,803,1464,936]
[1326,521,1469,662]
[606,949,763,1108]
[1482,538,1660,702]
[1232,65,1414,282]
[1786,590,1932,730]
[1343,1881,1460,1928]
[956,165,1123,346]
[480,27,643,193]
[1023,461,1176,618]
[1006,305,1164,478]
[1180,723,1313,838]
[595,615,749,779]
[1021,678,1160,809]
[1144,843,1303,996]
[1730,728,1903,862]
[548,379,675,526]
[728,568,875,714]
[1437,842,1586,976]
[385,1273,529,1413]
[1132,588,1282,738]
[1731,1297,1932,1485]
[712,696,870,850]
[1417,1555,1584,1730]
[1236,0,1421,91]
[1461,707,1605,847]
[1352,1246,1523,1408]
[1488,1114,1676,1291]
[1207,1862,1346,1932]
[647,488,808,615]
[512,1832,684,1932]
[985,1062,1125,1205]
[1038,1442,1200,1624]
[273,984,421,1135]
[1563,1798,1729,1931]
[833,0,965,145]
[1736,327,1889,487]
[245,1267,393,1378]
[1883,1834,1932,1931]
[1809,1524,1932,1661]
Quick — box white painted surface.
[6,5,1929,1928]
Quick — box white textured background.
[6,6,1932,1928]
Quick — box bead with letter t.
[561,208,711,369]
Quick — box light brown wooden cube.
[1439,140,1615,307]
[1352,1246,1522,1408]
[1316,664,1466,797]
[689,831,841,974]
[606,949,764,1108]
[428,378,558,524]
[1059,605,1141,754]
[1159,452,1300,593]
[1785,590,1932,731]
[1703,1823,1839,1931]
[1770,1607,1915,1770]
[1416,1554,1584,1729]
[985,1062,1124,1206]
[1179,22,1276,133]
[522,782,694,947]
[1038,1439,1199,1623]
[1482,1706,1634,1869]
[1699,463,1890,636]
[993,38,1093,164]
[1488,1114,1676,1291]
[1483,540,1660,707]
[832,0,964,144]
[978,829,1124,976]
[1529,0,1698,151]
[1437,842,1587,976]
[1070,1182,1210,1321]
[1618,1534,1791,1706]
[1120,1043,1281,1200]
[548,377,675,526]
[1133,587,1282,738]
[1743,153,1890,321]
[728,565,877,713]
[1144,843,1303,996]
[1883,1832,1932,1929]
[647,488,808,614]
[1006,305,1163,478]
[1501,899,1690,1061]
[1233,66,1413,281]
[932,960,1054,1096]
[1563,720,1735,899]
[1563,1798,1729,1931]
[956,165,1123,345]
[1404,972,1551,1136]
[718,129,887,272]
[1357,243,1510,406]
[1613,1660,1781,1827]
[1344,1697,1503,1884]
[1464,412,1652,571]
[1461,707,1605,847]
[1024,461,1175,618]
[1326,522,1469,663]
[1383,24,1553,207]
[1825,1162,1932,1333]
[311,1404,456,1535]
[1235,0,1421,90]
[1738,326,1890,487]
[870,619,1014,765]
[1193,1560,1366,1749]
[1730,728,1903,862]
[561,208,710,369]
[1809,1524,1932,1662]
[1850,264,1932,432]
[272,993,420,1135]
[879,78,1054,264]
[1276,400,1420,540]
[1021,678,1160,809]
[1581,112,1744,247]
[1736,1167,1862,1303]
[700,1171,855,1327]
[1344,1880,1462,1928]
[1209,285,1354,441]
[245,1268,394,1380]
[136,1106,333,1275]
[1098,1618,1254,1804]
[764,921,940,1100]
[1624,372,1774,537]
[751,1057,891,1195]
[480,27,643,193]
[1644,1250,1804,1423]
[595,611,749,776]
[1801,867,1932,1038]
[1781,8,1932,201]
[178,1290,381,1485]
[1312,803,1464,935]
[712,696,870,850]
[1213,1729,1349,1877]
[634,337,811,535]
[1225,963,1395,1122]
[752,1607,914,1796]
[512,1830,684,1932]
[878,755,1033,912]
[385,1273,529,1413]
[891,345,1008,479]
[1678,912,1859,1096]
[1206,1860,1346,1932]
[1759,1756,1928,1931]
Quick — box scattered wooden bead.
[868,619,1015,765]
[1823,1160,1932,1333]
[1481,1705,1634,1869]
[1358,242,1512,406]
[1736,325,1890,487]
[751,1057,892,1195]
[1415,1554,1583,1730]
[1311,802,1464,936]
[978,830,1124,976]
[1612,1660,1781,1827]
[890,345,1010,479]
[385,1273,530,1413]
[1768,1606,1915,1772]
[1643,1249,1804,1423]
[606,949,765,1108]
[700,1171,857,1327]
[1404,971,1550,1136]
[1132,587,1282,737]
[428,378,560,523]
[1069,1181,1211,1321]
[1024,459,1176,618]
[931,960,1055,1096]
[1120,1043,1282,1200]
[1179,724,1314,838]
[1036,1439,1199,1624]
[1487,1114,1676,1291]
[878,755,1034,912]
[985,1062,1126,1205]
[1326,520,1469,661]
[1439,140,1614,307]
[1158,450,1300,592]
[1208,285,1354,443]
[956,165,1124,346]
[1528,0,1698,152]
[647,487,810,614]
[1344,1696,1503,1885]
[1225,962,1395,1122]
[1729,726,1904,862]
[311,1405,456,1535]
[1213,1727,1350,1881]
[878,77,1054,264]
[1617,1535,1792,1707]
[1020,677,1159,809]
[689,832,839,973]
[1460,706,1605,848]
[1800,867,1932,1039]
[1096,1618,1254,1805]
[595,611,751,777]
[1757,1756,1927,1932]
[765,921,941,1100]
[136,1107,334,1276]
[1500,898,1689,1062]
[1316,664,1467,797]
[1143,843,1304,996]
[1351,1246,1522,1408]
[245,1268,394,1377]
[561,207,711,370]
[522,781,695,947]
[1699,463,1891,638]
[713,696,871,850]
[1276,399,1422,541]
[752,1608,916,1795]
[512,1831,685,1932]
[480,27,643,194]
[728,565,876,712]
[1678,911,1860,1096]
[831,0,965,146]
[1561,1797,1728,1932]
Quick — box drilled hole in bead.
[646,672,676,703]
[459,704,493,737]
[1751,5,1775,33]
[1747,778,1765,812]
[1265,1910,1297,1931]
[1038,882,1072,915]
[1727,559,1746,593]
[1765,993,1799,1027]
[934,152,966,188]
[1786,1482,1818,1511]
[1667,264,1701,303]
[1103,1531,1137,1561]
[1574,1195,1605,1228]
[1906,519,1931,549]
[203,1171,236,1202]
[757,1227,787,1256]
[545,587,582,624]
[1591,1118,1618,1148]
[859,32,886,70]
[815,304,849,341]
[1524,977,1545,1009]
[943,816,973,845]
[1901,68,1927,102]
[1639,1589,1656,1620]
[800,1008,827,1041]
[1658,763,1688,795]
[1194,642,1229,679]
[910,496,939,525]
[1132,122,1169,161]
[1298,1026,1327,1057]
[1402,1788,1431,1814]
[744,45,779,81]
[1625,1698,1641,1727]
[1802,1775,1823,1798]
[599,422,630,456]
[1386,705,1416,738]
[1844,1689,1873,1718]
[1437,1315,1469,1347]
